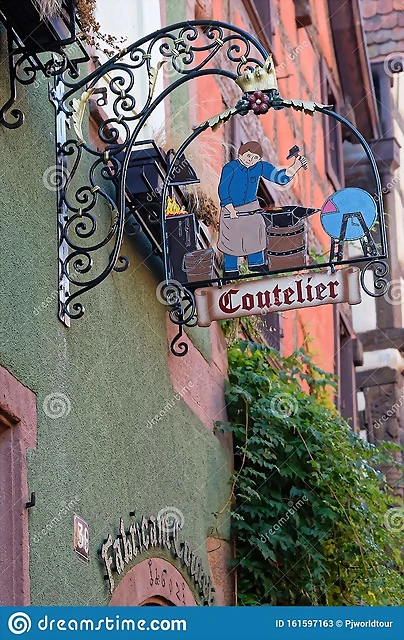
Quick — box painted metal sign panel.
[195,267,361,327]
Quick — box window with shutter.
[292,0,313,28]
[334,310,358,432]
[248,1,274,46]
[0,366,37,605]
[321,61,344,189]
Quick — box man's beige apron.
[217,200,266,256]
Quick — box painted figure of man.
[218,141,307,276]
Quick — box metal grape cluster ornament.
[24,18,387,352]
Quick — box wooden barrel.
[266,222,307,271]
[183,249,215,282]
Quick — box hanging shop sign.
[195,267,361,327]
[4,17,386,352]
[100,512,214,606]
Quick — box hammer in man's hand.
[287,145,308,170]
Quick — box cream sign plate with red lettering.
[195,267,361,327]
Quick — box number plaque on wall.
[73,513,90,563]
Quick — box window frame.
[320,60,344,191]
[334,307,358,432]
[243,0,274,51]
[0,366,37,605]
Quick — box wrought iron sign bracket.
[25,491,36,509]
[2,17,388,353]
[48,19,282,332]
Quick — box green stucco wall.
[0,21,230,605]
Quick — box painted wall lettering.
[100,512,214,606]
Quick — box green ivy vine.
[217,338,404,606]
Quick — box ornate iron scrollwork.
[2,15,388,339]
[0,5,89,128]
[360,260,390,298]
[157,281,197,356]
[50,20,272,326]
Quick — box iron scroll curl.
[360,260,390,297]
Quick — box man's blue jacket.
[218,159,291,208]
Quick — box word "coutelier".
[195,267,361,326]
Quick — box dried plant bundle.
[33,0,63,18]
[32,0,126,56]
[75,0,127,56]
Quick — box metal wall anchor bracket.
[25,492,36,508]
[0,5,90,129]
